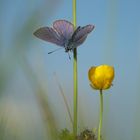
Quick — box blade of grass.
[17,55,58,140]
[54,73,73,126]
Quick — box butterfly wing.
[33,27,65,46]
[53,20,74,41]
[72,25,94,47]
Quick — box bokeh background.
[0,0,140,140]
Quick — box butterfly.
[33,20,95,54]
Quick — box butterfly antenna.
[48,48,63,54]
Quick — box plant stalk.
[98,89,103,140]
[73,0,78,137]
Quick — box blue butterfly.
[34,20,94,54]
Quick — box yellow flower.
[88,65,115,90]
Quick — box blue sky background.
[0,0,140,140]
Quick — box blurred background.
[0,0,140,140]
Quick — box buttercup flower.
[88,65,115,90]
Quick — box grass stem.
[54,73,73,126]
[73,0,78,137]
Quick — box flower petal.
[88,65,115,90]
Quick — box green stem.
[98,90,103,140]
[73,0,78,137]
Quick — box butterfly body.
[34,20,94,53]
[64,42,74,52]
